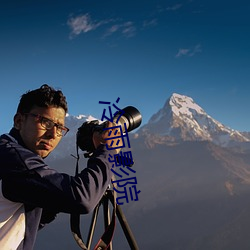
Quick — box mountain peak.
[169,93,205,117]
[139,93,250,146]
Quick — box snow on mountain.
[65,113,98,134]
[48,92,249,160]
[139,93,250,147]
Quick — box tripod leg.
[114,203,139,250]
[106,191,139,250]
[103,198,112,250]
[86,202,101,249]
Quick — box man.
[0,84,119,250]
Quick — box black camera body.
[76,106,142,156]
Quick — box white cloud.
[175,44,202,58]
[103,21,136,38]
[166,4,183,11]
[67,13,137,39]
[67,13,110,39]
[175,48,190,58]
[189,44,202,56]
[121,22,136,37]
[143,19,158,28]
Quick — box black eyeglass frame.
[24,113,69,136]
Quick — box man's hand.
[92,121,122,152]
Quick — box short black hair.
[17,84,68,114]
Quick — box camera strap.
[70,146,117,250]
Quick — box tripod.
[71,141,139,250]
[70,187,139,250]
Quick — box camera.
[76,106,142,156]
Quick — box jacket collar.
[8,127,26,147]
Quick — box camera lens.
[114,106,142,132]
[76,106,142,155]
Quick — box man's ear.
[14,113,24,130]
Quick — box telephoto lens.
[113,106,142,132]
[76,106,142,155]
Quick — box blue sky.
[0,0,250,135]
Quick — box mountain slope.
[41,137,250,250]
[138,93,249,147]
[36,93,250,250]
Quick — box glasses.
[24,113,69,137]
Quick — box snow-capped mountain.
[139,93,250,147]
[48,92,249,160]
[41,93,250,250]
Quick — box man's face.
[15,106,66,158]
